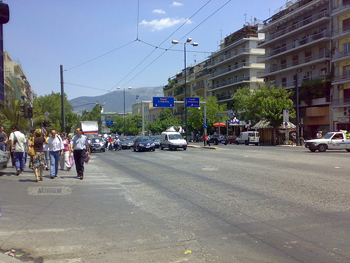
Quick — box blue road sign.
[106,120,114,125]
[153,97,175,108]
[203,124,208,128]
[186,97,200,107]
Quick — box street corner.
[187,144,201,148]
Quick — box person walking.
[0,126,8,152]
[70,128,90,180]
[59,133,71,171]
[9,126,26,175]
[47,129,64,179]
[29,129,48,182]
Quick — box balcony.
[216,93,233,102]
[209,62,264,80]
[193,84,205,91]
[209,76,257,92]
[332,27,350,40]
[195,70,209,79]
[332,1,350,16]
[258,30,330,61]
[332,98,350,107]
[208,48,264,68]
[332,73,350,85]
[259,51,330,77]
[258,11,330,47]
[333,50,350,63]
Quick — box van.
[236,131,259,145]
[160,131,187,151]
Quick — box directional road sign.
[186,97,200,107]
[153,97,175,108]
[106,120,114,125]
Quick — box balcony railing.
[332,98,350,106]
[193,84,205,91]
[216,93,233,101]
[259,11,329,46]
[209,76,251,91]
[332,1,350,15]
[195,70,209,79]
[263,51,330,75]
[332,27,350,39]
[333,50,350,61]
[210,62,264,79]
[259,30,330,61]
[332,73,350,84]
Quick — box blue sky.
[4,0,284,99]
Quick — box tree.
[34,92,77,133]
[0,99,42,134]
[232,85,295,144]
[146,109,181,134]
[187,96,227,134]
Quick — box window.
[343,65,350,76]
[281,58,287,69]
[293,55,299,66]
[281,77,287,87]
[293,39,299,48]
[343,17,350,31]
[305,51,312,62]
[320,68,327,75]
[344,42,350,54]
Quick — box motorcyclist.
[114,136,121,151]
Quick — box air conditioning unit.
[344,107,350,116]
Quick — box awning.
[252,120,273,129]
[213,122,227,128]
[278,121,296,129]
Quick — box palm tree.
[0,99,44,134]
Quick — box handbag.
[84,152,90,164]
[69,155,74,167]
[28,137,35,157]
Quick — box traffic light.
[28,107,33,118]
[0,3,9,24]
[43,121,48,127]
[20,103,28,118]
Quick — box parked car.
[0,150,9,170]
[209,134,228,145]
[90,137,106,152]
[226,135,237,144]
[121,137,134,149]
[236,131,259,145]
[160,131,187,151]
[133,136,156,152]
[150,135,161,148]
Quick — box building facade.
[4,51,35,103]
[208,25,265,108]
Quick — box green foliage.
[232,85,295,128]
[188,96,227,134]
[300,78,331,106]
[0,99,37,134]
[108,114,142,135]
[146,109,181,134]
[33,92,77,133]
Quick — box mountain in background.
[69,86,164,114]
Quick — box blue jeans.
[0,144,6,152]
[14,152,25,172]
[49,151,61,176]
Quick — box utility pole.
[295,73,300,146]
[60,65,66,133]
[0,2,9,103]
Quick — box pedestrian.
[59,133,71,171]
[70,128,90,180]
[47,129,64,179]
[29,129,48,182]
[203,134,207,146]
[42,129,50,171]
[8,126,26,175]
[0,126,8,152]
[316,131,323,139]
[206,134,211,146]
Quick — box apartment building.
[4,51,35,103]
[208,25,265,108]
[331,0,350,131]
[257,0,339,138]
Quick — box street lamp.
[172,38,198,141]
[117,87,132,135]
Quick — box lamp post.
[172,38,198,141]
[117,87,132,135]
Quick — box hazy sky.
[4,0,284,99]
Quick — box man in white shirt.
[9,126,26,175]
[47,129,64,179]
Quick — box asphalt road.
[1,144,350,263]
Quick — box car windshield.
[138,137,151,142]
[91,138,100,143]
[169,134,183,140]
[151,136,160,140]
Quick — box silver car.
[0,150,9,170]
